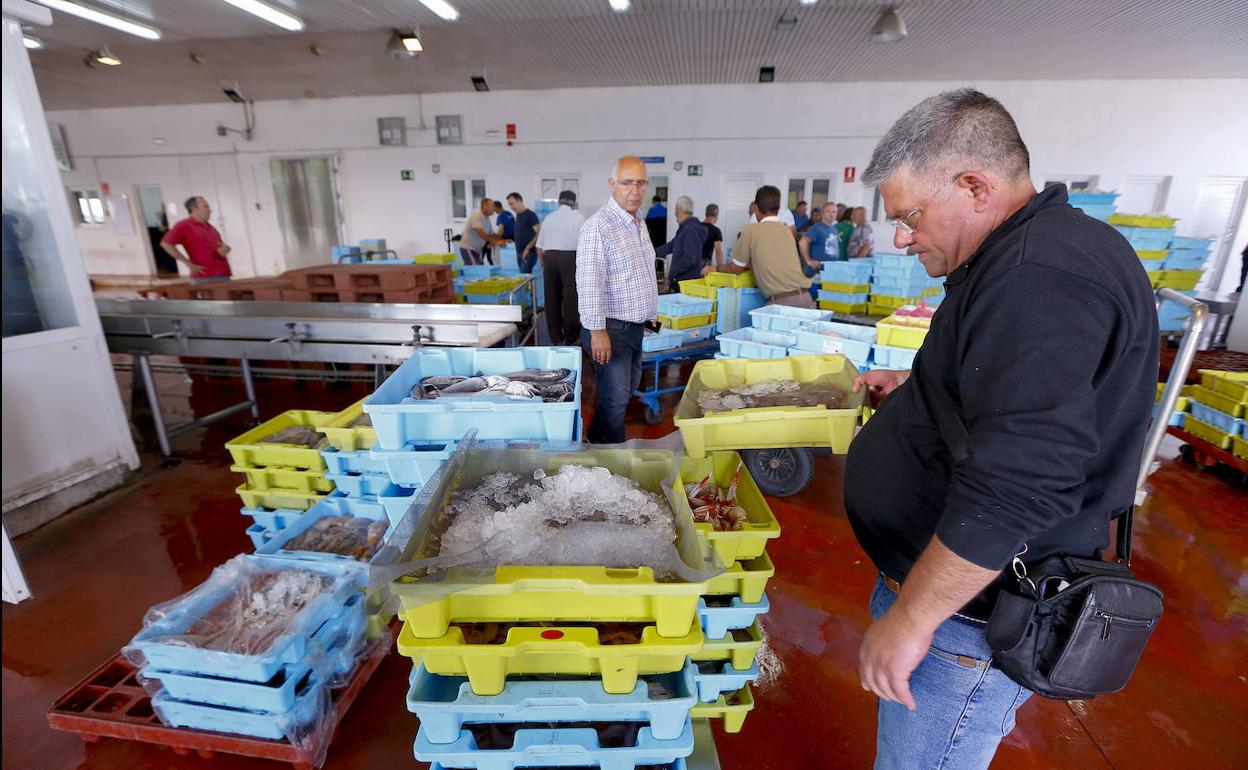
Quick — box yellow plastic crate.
[705,271,756,288]
[922,286,942,297]
[658,312,716,330]
[464,277,528,294]
[820,281,871,294]
[704,552,775,604]
[674,356,865,459]
[690,683,755,734]
[1201,370,1248,402]
[818,300,868,315]
[414,252,457,264]
[1183,416,1233,450]
[397,621,702,696]
[866,302,897,317]
[679,279,719,300]
[230,465,335,494]
[1136,249,1169,261]
[876,315,931,349]
[392,449,713,639]
[693,620,764,670]
[235,484,327,511]
[678,453,780,565]
[869,293,921,309]
[225,410,337,470]
[1231,435,1248,462]
[1189,385,1245,418]
[319,397,377,451]
[1109,214,1179,229]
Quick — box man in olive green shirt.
[715,185,816,308]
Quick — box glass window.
[470,179,486,208]
[69,188,105,225]
[811,179,830,210]
[787,178,805,211]
[3,51,78,337]
[450,179,467,219]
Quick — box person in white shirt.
[536,190,586,345]
[748,201,797,238]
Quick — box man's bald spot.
[612,155,647,181]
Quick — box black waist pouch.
[986,545,1163,699]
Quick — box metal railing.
[1138,288,1208,491]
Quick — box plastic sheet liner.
[368,430,723,607]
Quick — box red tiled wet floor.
[3,371,1247,769]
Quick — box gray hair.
[675,195,694,215]
[862,89,1030,188]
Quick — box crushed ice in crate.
[436,465,677,572]
[181,569,331,654]
[697,375,850,415]
[413,369,574,403]
[284,515,388,560]
[260,424,329,449]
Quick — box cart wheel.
[742,448,815,497]
[643,403,665,425]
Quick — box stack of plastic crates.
[701,271,765,334]
[123,554,369,746]
[1110,214,1191,291]
[227,411,339,548]
[673,277,720,346]
[713,304,831,360]
[656,294,716,351]
[1153,382,1191,430]
[1184,370,1248,457]
[391,447,718,769]
[1067,191,1119,222]
[868,254,928,316]
[817,259,874,314]
[462,276,532,307]
[870,304,936,372]
[788,320,877,371]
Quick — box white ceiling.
[24,0,1248,110]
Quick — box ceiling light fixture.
[608,0,630,11]
[217,0,303,32]
[400,29,422,52]
[799,0,818,4]
[85,47,122,66]
[36,0,161,40]
[386,29,419,59]
[869,7,907,43]
[23,35,43,49]
[417,0,459,21]
[471,75,489,92]
[775,14,797,31]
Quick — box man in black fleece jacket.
[846,89,1158,769]
[655,195,707,291]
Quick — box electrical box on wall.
[436,115,463,145]
[378,117,407,146]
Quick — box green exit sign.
[400,169,414,181]
[687,165,703,177]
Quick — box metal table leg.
[240,358,260,423]
[134,351,174,461]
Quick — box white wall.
[46,78,1248,286]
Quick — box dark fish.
[413,375,468,399]
[533,382,576,402]
[441,375,509,395]
[498,368,572,384]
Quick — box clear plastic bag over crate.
[368,431,725,603]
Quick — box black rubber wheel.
[642,403,665,425]
[742,447,815,497]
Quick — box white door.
[1117,176,1171,215]
[1,15,139,566]
[722,174,764,259]
[1184,177,1248,295]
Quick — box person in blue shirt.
[799,203,843,266]
[792,200,811,233]
[646,196,667,221]
[655,195,707,291]
[493,200,515,241]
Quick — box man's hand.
[700,264,715,277]
[806,258,822,271]
[217,243,231,257]
[188,262,207,276]
[853,369,910,407]
[590,329,612,365]
[859,605,934,711]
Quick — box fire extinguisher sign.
[843,167,856,184]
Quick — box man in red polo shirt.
[161,196,232,281]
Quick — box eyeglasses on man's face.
[614,179,648,190]
[889,207,922,234]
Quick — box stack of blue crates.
[1067,191,1119,222]
[789,320,878,371]
[714,304,832,360]
[870,254,930,309]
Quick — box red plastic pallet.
[47,624,397,770]
[1167,425,1248,474]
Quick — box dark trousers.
[543,250,581,346]
[582,319,643,444]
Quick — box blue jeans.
[871,576,1031,770]
[581,319,643,444]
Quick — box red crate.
[283,266,349,290]
[212,278,293,301]
[47,624,396,770]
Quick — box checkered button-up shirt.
[576,196,658,330]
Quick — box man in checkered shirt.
[576,156,659,443]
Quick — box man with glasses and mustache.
[845,89,1157,769]
[576,156,659,444]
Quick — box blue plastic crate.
[466,287,533,306]
[872,253,922,270]
[241,507,306,532]
[790,320,877,357]
[146,594,366,713]
[872,344,919,370]
[497,244,519,271]
[430,763,687,770]
[1139,258,1165,272]
[1188,401,1244,436]
[331,246,362,263]
[245,523,274,549]
[692,659,760,703]
[1115,226,1175,251]
[256,494,390,566]
[1067,192,1119,207]
[408,661,698,744]
[817,289,870,305]
[1169,236,1213,254]
[325,471,391,498]
[1152,403,1186,428]
[365,347,582,448]
[127,555,364,683]
[715,287,766,334]
[461,264,501,279]
[1163,254,1207,271]
[644,327,685,352]
[716,327,796,359]
[870,274,930,295]
[152,672,325,740]
[322,448,388,476]
[1073,203,1115,221]
[658,293,715,317]
[678,324,717,345]
[378,483,422,527]
[415,719,695,770]
[369,441,456,486]
[698,594,770,640]
[748,304,830,332]
[820,260,874,284]
[872,262,927,286]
